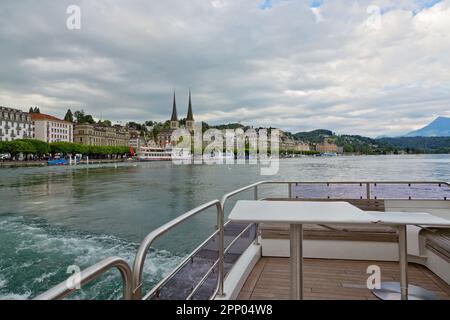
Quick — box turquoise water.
[0,155,449,299]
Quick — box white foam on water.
[0,215,183,300]
[0,275,7,289]
[33,271,58,284]
[0,292,31,300]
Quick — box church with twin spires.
[156,91,195,147]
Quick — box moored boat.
[47,159,69,166]
[137,146,172,161]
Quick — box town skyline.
[1,1,450,137]
[2,96,449,139]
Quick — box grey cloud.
[0,0,449,137]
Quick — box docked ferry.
[137,146,172,161]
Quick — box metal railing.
[185,222,256,300]
[33,256,133,300]
[144,222,224,300]
[279,181,450,200]
[220,181,450,202]
[33,180,450,300]
[132,200,224,300]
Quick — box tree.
[74,110,96,124]
[343,144,354,153]
[98,119,112,127]
[18,139,50,157]
[5,141,36,158]
[84,114,96,124]
[74,110,85,123]
[50,142,73,155]
[64,109,74,122]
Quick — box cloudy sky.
[0,0,449,137]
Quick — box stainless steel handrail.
[33,256,132,300]
[132,199,223,300]
[187,222,256,300]
[145,218,238,300]
[144,228,220,300]
[220,181,269,211]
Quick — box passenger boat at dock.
[137,145,192,162]
[136,146,172,161]
[34,181,450,300]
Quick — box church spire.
[186,90,195,131]
[170,91,179,129]
[187,90,194,121]
[171,91,178,122]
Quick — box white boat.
[34,180,450,301]
[137,146,172,161]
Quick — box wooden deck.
[237,258,450,300]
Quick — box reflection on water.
[0,155,449,299]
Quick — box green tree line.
[0,139,130,159]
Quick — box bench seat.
[260,223,398,242]
[422,229,450,263]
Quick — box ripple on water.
[0,215,182,300]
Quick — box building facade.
[279,130,310,152]
[73,124,130,146]
[315,140,339,153]
[128,129,146,150]
[0,107,33,141]
[31,113,73,143]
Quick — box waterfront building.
[279,130,310,152]
[0,106,33,141]
[73,124,130,146]
[294,141,311,152]
[31,113,73,143]
[156,128,175,148]
[315,140,339,153]
[129,129,146,150]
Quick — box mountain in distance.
[405,116,450,137]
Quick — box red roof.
[30,113,72,123]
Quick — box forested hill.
[289,129,450,154]
[377,137,450,154]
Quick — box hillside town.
[0,92,342,161]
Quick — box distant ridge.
[405,116,450,137]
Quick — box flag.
[130,146,135,156]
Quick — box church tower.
[170,91,179,129]
[186,90,195,131]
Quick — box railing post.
[288,182,292,198]
[254,185,260,245]
[217,203,225,297]
[366,183,371,200]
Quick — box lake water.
[0,155,449,299]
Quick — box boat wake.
[0,215,182,300]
